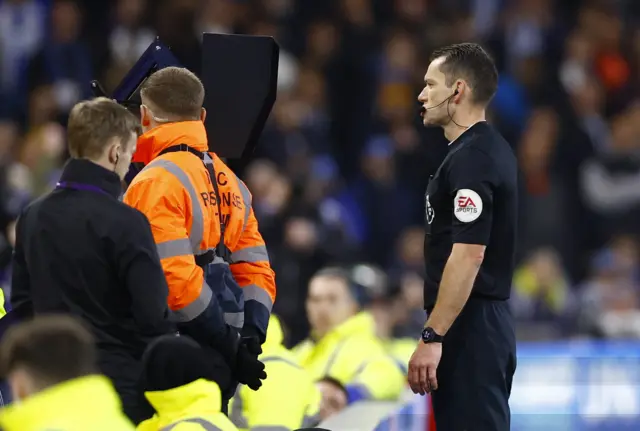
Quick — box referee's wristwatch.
[421,327,444,344]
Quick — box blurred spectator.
[578,236,640,338]
[347,136,415,266]
[580,105,640,237]
[293,267,405,407]
[248,19,299,93]
[355,263,416,370]
[0,315,135,430]
[0,0,47,117]
[518,107,564,254]
[512,248,576,339]
[26,0,93,119]
[198,0,236,35]
[390,226,424,275]
[393,270,426,338]
[376,29,419,128]
[103,0,155,91]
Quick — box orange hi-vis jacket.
[124,121,276,341]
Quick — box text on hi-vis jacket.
[124,121,276,341]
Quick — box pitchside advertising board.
[510,341,640,431]
[370,341,640,431]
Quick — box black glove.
[234,343,267,390]
[241,335,262,356]
[240,325,263,356]
[199,324,241,366]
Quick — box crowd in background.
[0,0,639,346]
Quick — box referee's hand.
[408,341,442,395]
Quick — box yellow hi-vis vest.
[0,375,135,431]
[230,316,322,430]
[137,379,237,431]
[293,312,405,401]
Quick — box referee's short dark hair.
[430,43,498,105]
[0,315,97,388]
[67,97,142,159]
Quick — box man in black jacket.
[10,97,173,424]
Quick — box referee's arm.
[427,148,496,336]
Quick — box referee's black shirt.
[424,121,517,309]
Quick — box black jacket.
[11,158,173,371]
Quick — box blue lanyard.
[56,181,112,197]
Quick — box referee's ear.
[453,81,466,102]
[200,107,207,124]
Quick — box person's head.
[418,43,497,127]
[316,376,348,419]
[306,267,360,337]
[141,335,233,401]
[139,67,206,133]
[51,0,82,43]
[67,97,141,180]
[0,315,97,402]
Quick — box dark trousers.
[430,298,517,431]
[99,351,154,425]
[119,387,155,425]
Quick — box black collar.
[448,121,490,152]
[58,159,122,199]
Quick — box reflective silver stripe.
[212,255,229,265]
[224,311,244,328]
[156,238,193,259]
[171,280,214,323]
[353,360,371,379]
[160,417,222,431]
[243,284,273,312]
[322,339,348,376]
[230,245,269,264]
[142,159,204,253]
[235,174,251,231]
[203,152,214,167]
[230,389,248,428]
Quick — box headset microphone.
[420,87,469,130]
[423,91,456,111]
[420,89,458,116]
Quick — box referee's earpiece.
[454,88,459,95]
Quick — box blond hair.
[67,97,141,159]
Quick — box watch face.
[422,328,434,342]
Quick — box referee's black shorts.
[430,297,517,431]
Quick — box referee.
[407,43,518,431]
[10,97,173,423]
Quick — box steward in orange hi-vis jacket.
[123,67,274,400]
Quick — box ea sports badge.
[454,189,482,223]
